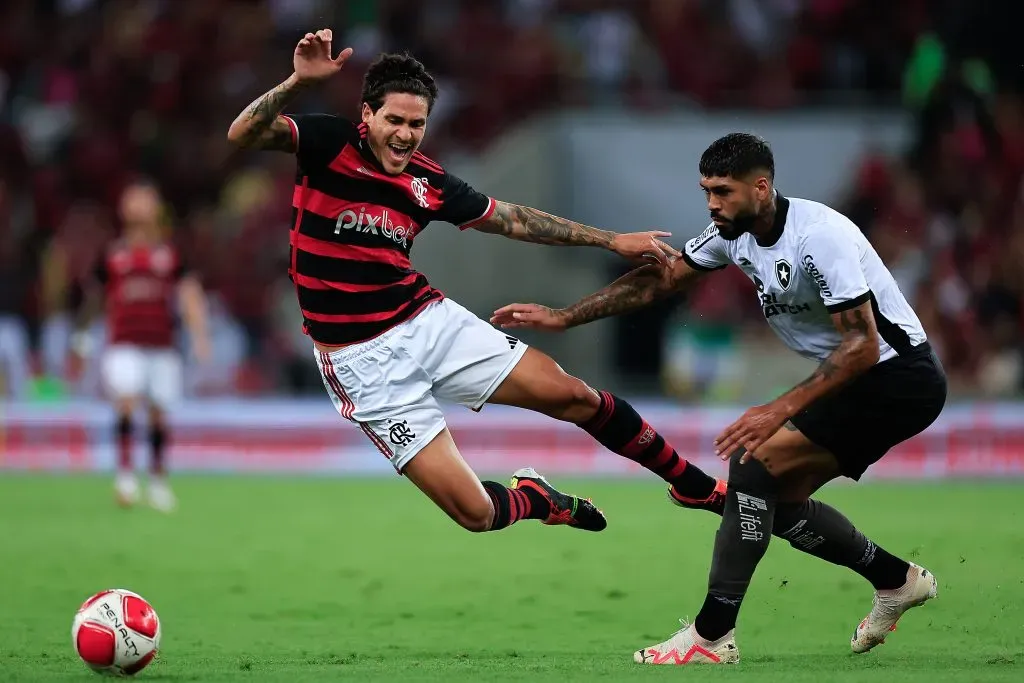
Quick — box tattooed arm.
[474,201,617,247]
[227,29,352,151]
[472,201,681,265]
[226,76,306,151]
[712,299,880,460]
[776,300,880,416]
[490,257,705,332]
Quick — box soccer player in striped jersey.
[76,181,210,511]
[227,30,727,536]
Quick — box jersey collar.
[755,192,789,248]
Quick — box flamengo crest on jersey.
[283,114,495,346]
[683,194,927,364]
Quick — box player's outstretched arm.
[491,257,705,332]
[178,275,211,364]
[473,201,681,267]
[227,29,352,151]
[714,299,881,461]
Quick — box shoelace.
[546,508,575,524]
[671,617,694,638]
[870,591,902,622]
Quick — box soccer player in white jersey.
[493,133,947,664]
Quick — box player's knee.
[452,495,494,533]
[115,398,136,416]
[547,377,599,422]
[727,448,779,496]
[456,509,492,533]
[568,378,599,409]
[147,405,166,427]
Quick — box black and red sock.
[481,481,551,531]
[149,424,167,477]
[581,391,716,499]
[116,415,133,472]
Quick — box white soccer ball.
[71,589,161,676]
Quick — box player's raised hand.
[610,231,681,268]
[490,303,569,332]
[293,29,353,84]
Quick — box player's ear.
[754,175,772,201]
[360,102,374,125]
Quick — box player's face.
[119,184,162,239]
[700,175,765,241]
[361,93,429,175]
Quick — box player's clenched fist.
[294,29,353,84]
[491,303,570,332]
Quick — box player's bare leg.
[402,427,605,532]
[487,347,722,509]
[144,403,175,513]
[113,397,139,507]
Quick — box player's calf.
[487,348,717,502]
[580,390,718,503]
[402,428,599,533]
[113,412,136,507]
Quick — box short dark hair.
[361,53,438,114]
[699,133,774,180]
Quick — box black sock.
[149,424,167,477]
[580,391,716,499]
[697,454,778,641]
[116,415,133,471]
[481,481,551,531]
[774,499,910,590]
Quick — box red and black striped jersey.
[281,114,495,346]
[95,241,185,348]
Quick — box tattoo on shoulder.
[260,118,295,151]
[839,307,870,336]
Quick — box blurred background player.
[75,181,210,511]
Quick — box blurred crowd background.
[1,0,1022,402]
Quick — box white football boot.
[633,620,740,665]
[851,562,937,653]
[114,471,139,507]
[146,477,177,513]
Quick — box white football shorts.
[315,298,528,472]
[101,344,183,410]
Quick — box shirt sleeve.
[682,224,730,271]
[281,114,351,173]
[799,224,871,313]
[434,172,495,229]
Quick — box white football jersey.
[683,194,927,363]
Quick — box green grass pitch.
[1,475,1022,681]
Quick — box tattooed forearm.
[777,301,880,415]
[561,265,672,328]
[794,356,841,391]
[227,76,307,150]
[477,202,616,248]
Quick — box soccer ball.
[72,589,161,676]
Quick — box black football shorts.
[790,343,947,480]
